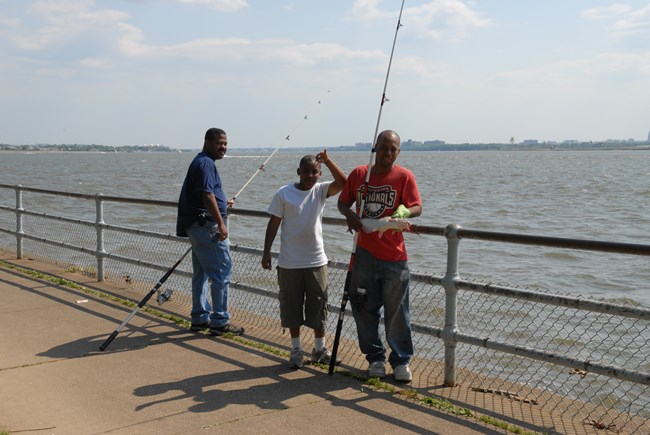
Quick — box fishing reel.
[156,288,173,305]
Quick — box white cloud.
[12,0,130,50]
[122,36,252,60]
[492,51,650,86]
[0,17,21,27]
[113,32,384,68]
[581,3,632,20]
[78,57,110,69]
[261,42,384,66]
[611,4,650,36]
[28,0,95,16]
[348,0,394,22]
[348,0,489,41]
[581,51,650,75]
[7,0,384,70]
[405,0,490,41]
[175,0,249,11]
[392,55,450,81]
[582,3,650,38]
[7,0,245,61]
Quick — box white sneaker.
[311,347,332,364]
[368,360,386,378]
[289,348,303,369]
[393,364,412,382]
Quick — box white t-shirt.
[267,181,332,268]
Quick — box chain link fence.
[1,184,648,434]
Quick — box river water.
[1,149,649,305]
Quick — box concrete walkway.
[0,256,504,435]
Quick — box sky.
[1,0,649,149]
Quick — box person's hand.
[345,212,363,234]
[261,252,272,270]
[316,149,329,164]
[391,204,410,219]
[218,223,228,241]
[227,198,235,208]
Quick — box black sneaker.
[209,323,245,336]
[190,321,210,332]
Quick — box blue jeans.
[349,247,413,368]
[186,220,232,328]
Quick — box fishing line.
[329,0,406,376]
[230,90,333,203]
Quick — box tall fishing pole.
[99,92,331,351]
[329,0,406,376]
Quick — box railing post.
[95,194,106,281]
[442,223,462,387]
[14,185,24,259]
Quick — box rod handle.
[99,330,119,351]
[329,270,353,375]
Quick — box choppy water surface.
[1,149,648,304]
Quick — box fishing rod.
[99,247,191,351]
[329,0,406,376]
[99,92,331,351]
[230,90,332,204]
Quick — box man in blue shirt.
[176,127,244,336]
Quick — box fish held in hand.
[361,217,410,238]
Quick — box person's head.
[296,154,322,190]
[203,128,228,160]
[374,130,401,172]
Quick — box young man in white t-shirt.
[262,150,347,369]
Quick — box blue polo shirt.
[176,152,228,237]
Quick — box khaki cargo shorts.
[277,265,328,330]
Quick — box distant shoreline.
[1,143,649,153]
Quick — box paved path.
[0,257,502,435]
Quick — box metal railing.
[1,183,648,433]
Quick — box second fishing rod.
[329,0,407,376]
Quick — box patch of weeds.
[232,337,286,357]
[420,395,473,417]
[64,266,85,274]
[62,265,97,277]
[334,368,536,435]
[365,377,397,393]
